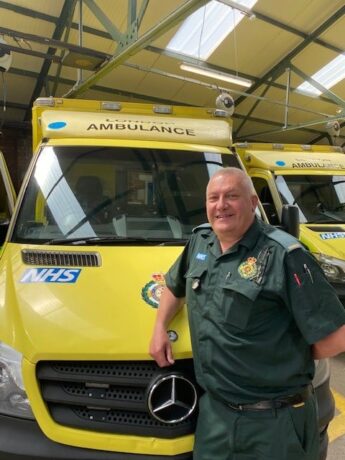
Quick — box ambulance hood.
[300,224,345,259]
[0,244,191,362]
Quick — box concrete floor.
[326,354,345,459]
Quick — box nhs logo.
[20,268,81,284]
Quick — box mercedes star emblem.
[147,373,197,424]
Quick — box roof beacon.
[153,105,173,114]
[101,102,121,111]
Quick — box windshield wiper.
[44,236,187,246]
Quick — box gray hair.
[209,167,256,195]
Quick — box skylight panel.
[167,0,257,60]
[296,54,345,96]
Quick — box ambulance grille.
[36,360,198,439]
[21,250,101,267]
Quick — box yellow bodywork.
[1,242,192,454]
[0,97,236,455]
[236,142,345,261]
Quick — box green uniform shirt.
[166,218,345,404]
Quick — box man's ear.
[251,194,259,212]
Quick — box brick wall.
[0,127,32,192]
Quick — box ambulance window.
[275,175,345,224]
[12,146,238,243]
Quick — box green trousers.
[193,391,320,460]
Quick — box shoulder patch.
[265,227,303,253]
[192,223,212,234]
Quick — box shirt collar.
[238,218,262,250]
[207,217,262,255]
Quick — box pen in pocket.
[294,273,301,287]
[303,264,314,283]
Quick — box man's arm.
[149,286,185,367]
[313,324,345,359]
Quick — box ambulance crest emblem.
[141,272,166,308]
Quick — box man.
[150,167,345,460]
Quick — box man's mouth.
[216,213,233,219]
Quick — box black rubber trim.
[0,414,192,460]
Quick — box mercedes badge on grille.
[147,373,197,424]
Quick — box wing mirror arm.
[281,204,300,239]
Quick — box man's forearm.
[154,286,184,329]
[313,324,345,358]
[149,286,185,367]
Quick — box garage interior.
[0,0,345,188]
[0,1,344,458]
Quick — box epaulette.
[265,227,303,253]
[192,223,212,234]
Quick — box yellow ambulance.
[0,98,239,459]
[0,101,334,459]
[235,142,345,306]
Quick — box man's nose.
[217,196,228,208]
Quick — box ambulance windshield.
[12,145,240,244]
[275,174,345,223]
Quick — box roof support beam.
[1,0,342,55]
[289,63,345,107]
[63,0,209,98]
[83,0,123,41]
[137,0,149,28]
[234,4,345,107]
[124,61,331,118]
[236,113,345,140]
[145,44,340,107]
[0,42,61,62]
[0,26,110,61]
[233,78,274,138]
[252,8,343,55]
[128,0,137,29]
[24,0,77,120]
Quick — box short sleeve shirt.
[165,219,345,403]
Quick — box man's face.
[206,172,258,241]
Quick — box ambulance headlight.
[315,254,345,283]
[0,343,34,419]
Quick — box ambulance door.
[250,172,281,226]
[0,150,16,241]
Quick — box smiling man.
[149,167,345,460]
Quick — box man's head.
[206,168,258,246]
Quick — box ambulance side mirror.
[281,205,299,239]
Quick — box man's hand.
[149,286,184,367]
[149,325,175,367]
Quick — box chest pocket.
[219,278,261,330]
[185,265,207,301]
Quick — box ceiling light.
[180,63,253,88]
